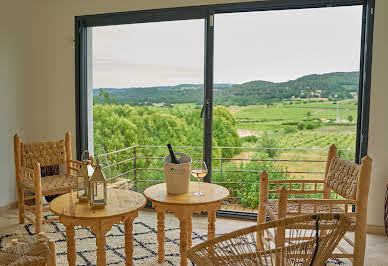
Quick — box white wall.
[365,0,388,227]
[1,0,388,227]
[0,1,44,206]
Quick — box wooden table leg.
[179,217,189,266]
[157,210,165,263]
[65,224,76,266]
[124,217,135,266]
[96,229,107,266]
[208,211,216,240]
[188,216,192,248]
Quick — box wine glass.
[191,160,208,196]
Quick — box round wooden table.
[50,189,146,266]
[144,182,229,266]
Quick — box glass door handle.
[200,99,210,119]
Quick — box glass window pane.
[90,20,205,191]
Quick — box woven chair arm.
[268,179,325,184]
[287,198,357,204]
[67,160,84,172]
[67,160,84,165]
[267,179,325,195]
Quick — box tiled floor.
[1,207,387,265]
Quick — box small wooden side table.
[50,189,146,266]
[144,182,229,266]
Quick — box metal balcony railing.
[95,145,354,210]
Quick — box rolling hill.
[94,71,359,106]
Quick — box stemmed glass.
[191,160,208,196]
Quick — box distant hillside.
[93,84,232,106]
[94,72,359,106]
[215,72,359,106]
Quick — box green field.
[223,99,357,191]
[228,99,357,150]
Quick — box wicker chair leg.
[47,239,57,266]
[35,195,43,234]
[257,171,268,250]
[353,231,365,266]
[275,187,287,265]
[353,156,372,266]
[17,183,25,224]
[34,162,43,234]
[14,134,25,224]
[258,171,268,224]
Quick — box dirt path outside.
[229,106,242,114]
[237,129,261,137]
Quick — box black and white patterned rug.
[0,211,349,265]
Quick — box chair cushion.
[264,199,356,230]
[21,174,77,196]
[0,234,50,266]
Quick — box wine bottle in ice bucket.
[167,144,180,164]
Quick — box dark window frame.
[75,0,374,182]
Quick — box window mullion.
[203,10,214,183]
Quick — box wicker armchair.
[13,132,84,233]
[257,144,372,265]
[187,213,351,266]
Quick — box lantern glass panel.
[77,176,88,201]
[92,182,106,204]
[77,164,89,202]
[89,162,106,209]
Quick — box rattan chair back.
[21,140,66,169]
[326,157,361,200]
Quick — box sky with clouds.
[92,5,362,88]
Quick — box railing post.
[133,146,137,192]
[220,159,223,181]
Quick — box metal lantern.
[89,161,107,209]
[77,151,94,202]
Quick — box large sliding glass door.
[76,0,374,216]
